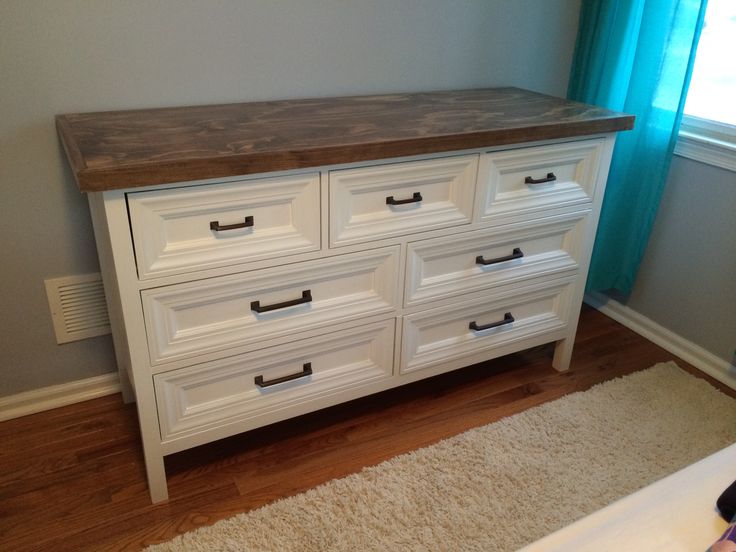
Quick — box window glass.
[684,0,736,126]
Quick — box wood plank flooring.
[1,306,733,551]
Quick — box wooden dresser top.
[57,87,633,192]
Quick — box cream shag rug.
[146,362,736,551]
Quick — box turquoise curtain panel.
[569,0,708,294]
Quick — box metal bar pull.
[469,312,514,332]
[386,192,423,205]
[476,247,524,266]
[251,289,312,313]
[255,363,312,388]
[210,215,255,231]
[524,172,556,185]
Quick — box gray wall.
[0,0,582,397]
[612,156,736,363]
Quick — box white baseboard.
[585,292,736,391]
[0,373,121,422]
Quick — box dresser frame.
[58,89,631,502]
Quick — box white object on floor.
[520,443,736,551]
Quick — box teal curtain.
[569,0,708,294]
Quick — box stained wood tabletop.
[56,87,633,192]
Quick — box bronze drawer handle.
[524,172,556,185]
[386,192,423,205]
[251,289,312,313]
[210,216,254,231]
[469,312,514,332]
[255,363,313,388]
[476,248,524,266]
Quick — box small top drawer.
[477,139,604,223]
[128,173,320,279]
[329,155,477,247]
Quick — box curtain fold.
[568,0,708,294]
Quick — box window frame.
[675,115,736,172]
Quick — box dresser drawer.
[142,246,399,365]
[400,278,574,374]
[405,213,585,308]
[329,155,477,247]
[155,319,395,442]
[128,173,320,279]
[477,139,604,223]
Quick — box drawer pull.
[209,216,255,232]
[469,312,514,332]
[251,289,312,313]
[386,192,423,205]
[255,362,313,388]
[524,172,556,185]
[476,247,524,266]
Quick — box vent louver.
[44,273,111,344]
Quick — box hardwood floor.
[1,305,733,551]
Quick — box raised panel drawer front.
[142,246,399,365]
[478,139,604,222]
[401,277,575,374]
[405,212,586,308]
[329,155,478,247]
[154,319,395,442]
[128,173,320,279]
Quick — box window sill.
[675,117,736,173]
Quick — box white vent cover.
[44,273,111,344]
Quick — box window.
[676,0,736,171]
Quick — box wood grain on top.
[56,87,634,192]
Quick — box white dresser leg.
[553,287,587,372]
[552,338,573,372]
[144,447,169,503]
[135,384,170,502]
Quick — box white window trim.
[675,115,736,172]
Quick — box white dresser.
[57,88,632,502]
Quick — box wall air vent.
[44,273,111,344]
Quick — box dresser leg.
[136,391,169,502]
[144,449,169,503]
[552,338,573,372]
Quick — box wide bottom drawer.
[400,277,575,374]
[155,319,395,443]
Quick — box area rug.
[146,362,736,551]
